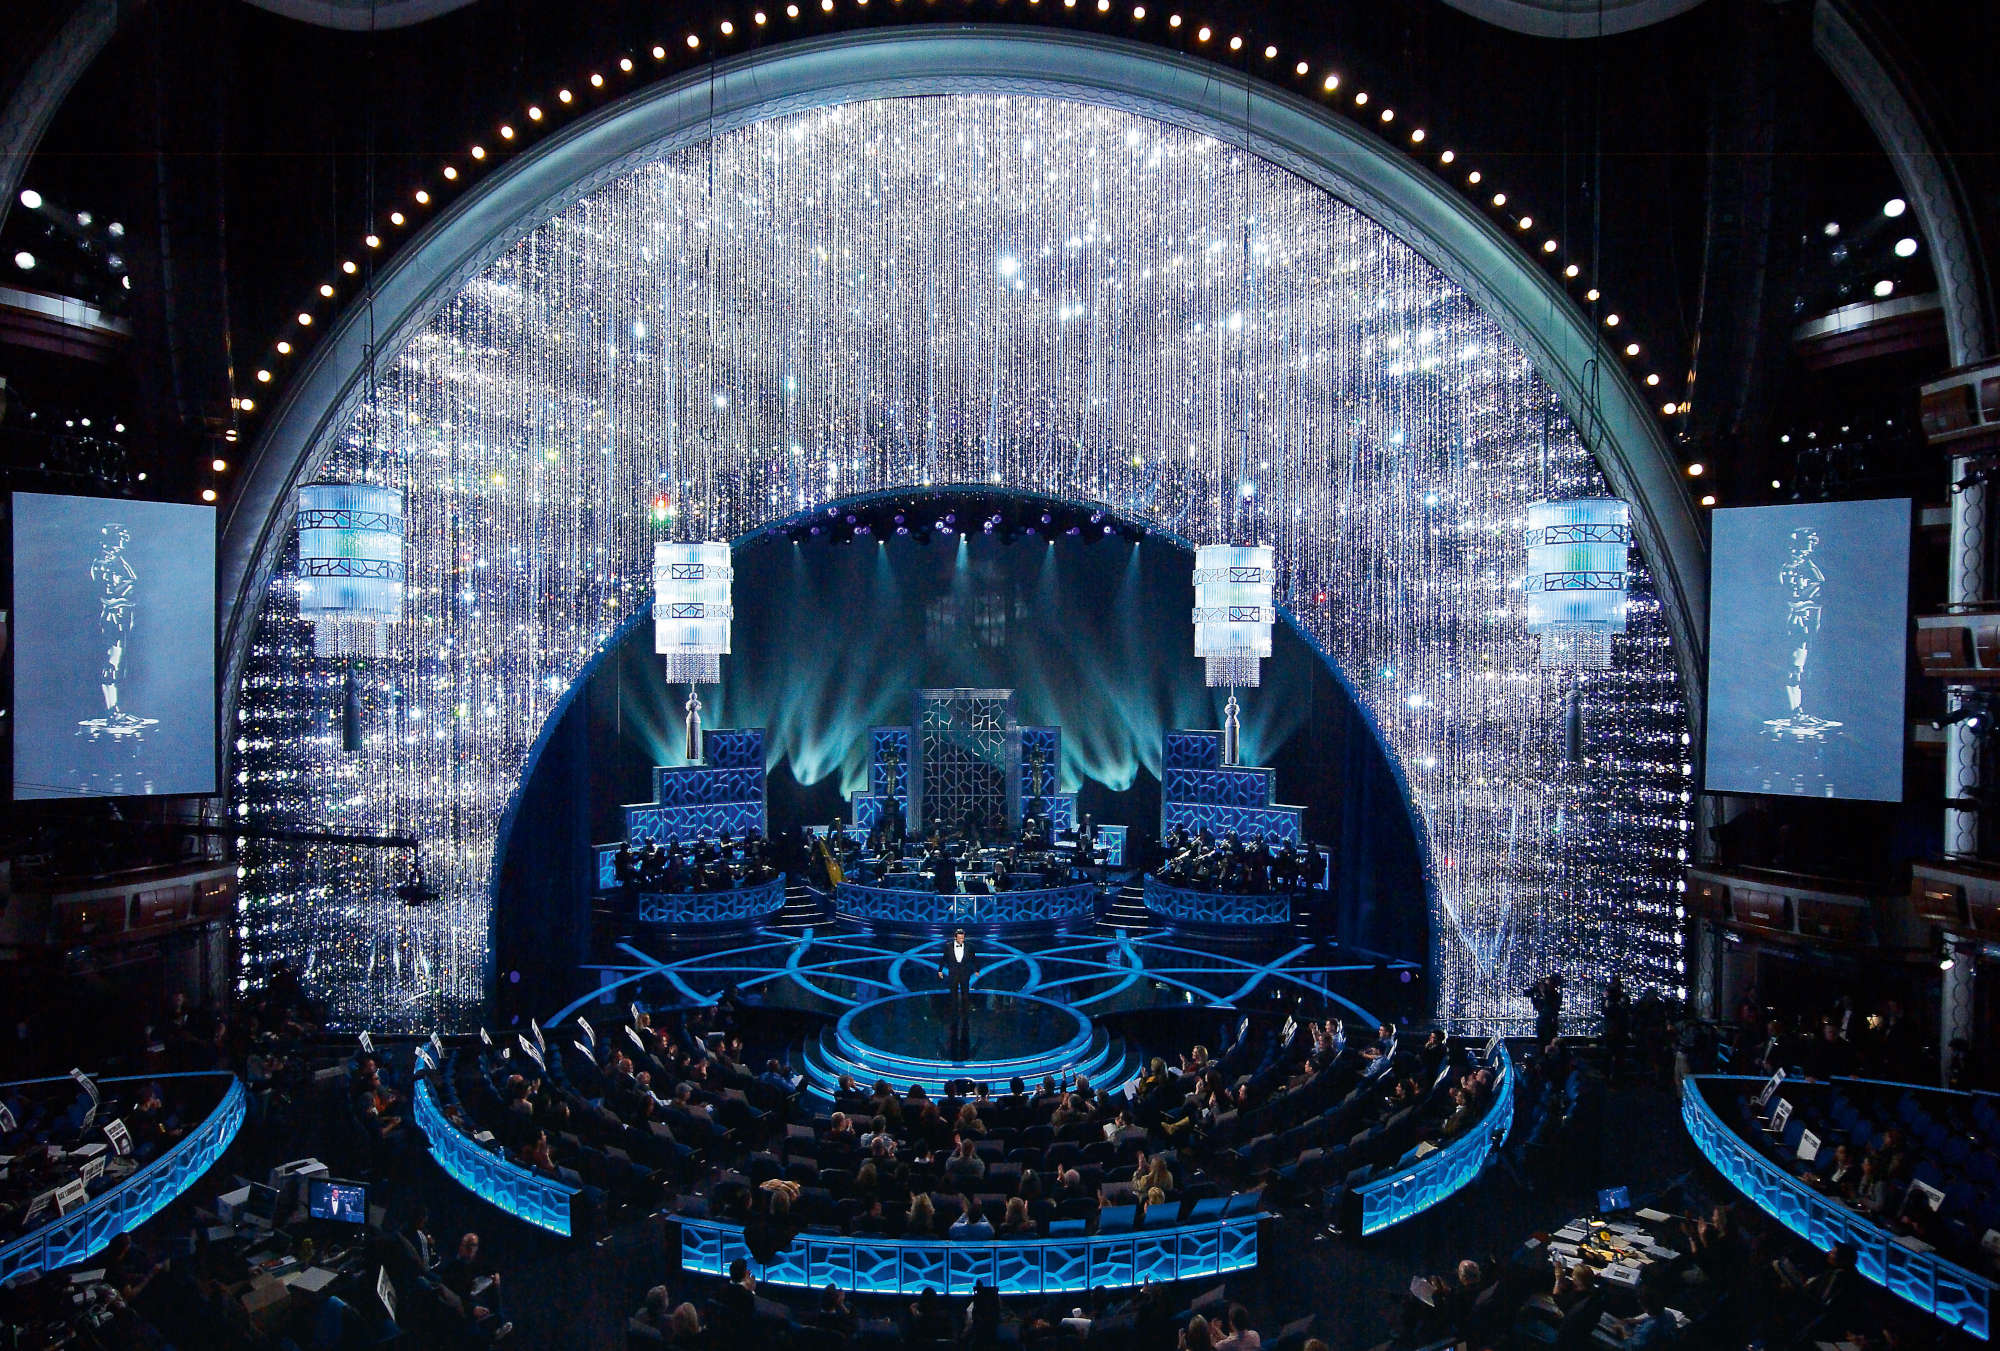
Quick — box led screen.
[11,492,216,798]
[1705,498,1909,802]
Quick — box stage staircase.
[1097,881,1157,933]
[768,882,833,934]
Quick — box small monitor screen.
[10,492,217,799]
[1597,1186,1631,1213]
[308,1177,368,1224]
[244,1181,281,1224]
[1705,498,1910,801]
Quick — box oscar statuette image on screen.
[1704,497,1910,802]
[11,492,217,799]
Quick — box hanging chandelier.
[1523,498,1631,669]
[295,482,405,658]
[1193,543,1276,688]
[655,540,733,760]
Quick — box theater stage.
[553,915,1421,1098]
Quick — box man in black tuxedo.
[938,927,977,1056]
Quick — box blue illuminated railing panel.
[1142,875,1294,928]
[1356,1046,1513,1235]
[414,1079,579,1238]
[676,1213,1262,1294]
[0,1073,245,1285]
[835,881,1095,927]
[1681,1075,1994,1340]
[634,878,785,927]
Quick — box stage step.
[797,1020,1142,1101]
[1098,882,1157,933]
[767,883,833,933]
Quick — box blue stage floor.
[557,919,1418,1030]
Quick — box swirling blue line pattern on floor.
[548,920,1413,1029]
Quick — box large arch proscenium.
[221,27,1706,719]
[222,27,1700,1034]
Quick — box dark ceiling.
[1,0,1992,508]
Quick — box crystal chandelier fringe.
[234,96,1690,1032]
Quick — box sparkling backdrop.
[235,95,1690,1032]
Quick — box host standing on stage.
[938,927,976,1056]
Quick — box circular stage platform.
[800,990,1137,1098]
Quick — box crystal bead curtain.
[235,96,1691,1032]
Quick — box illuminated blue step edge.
[834,993,1093,1080]
[1682,1075,1993,1340]
[0,1072,246,1284]
[414,1079,579,1238]
[798,1030,1141,1101]
[634,877,787,928]
[1141,875,1295,929]
[676,1210,1263,1295]
[1356,1045,1514,1235]
[834,882,1096,929]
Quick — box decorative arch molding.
[237,0,484,30]
[1432,0,1709,40]
[0,0,127,241]
[220,27,1706,721]
[1812,0,1992,367]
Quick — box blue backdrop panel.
[649,765,765,808]
[1163,765,1279,810]
[1164,730,1223,771]
[1162,802,1302,844]
[914,689,1014,835]
[622,727,768,846]
[1159,729,1303,842]
[702,728,765,770]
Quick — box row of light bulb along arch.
[234,0,1686,443]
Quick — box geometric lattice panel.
[1142,875,1292,927]
[635,878,785,927]
[626,801,766,845]
[1159,728,1303,842]
[673,1213,1261,1295]
[621,726,769,846]
[1163,765,1278,810]
[0,1073,247,1285]
[1355,1046,1514,1234]
[1680,1077,1993,1340]
[1161,800,1302,844]
[914,690,1013,835]
[414,1078,578,1237]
